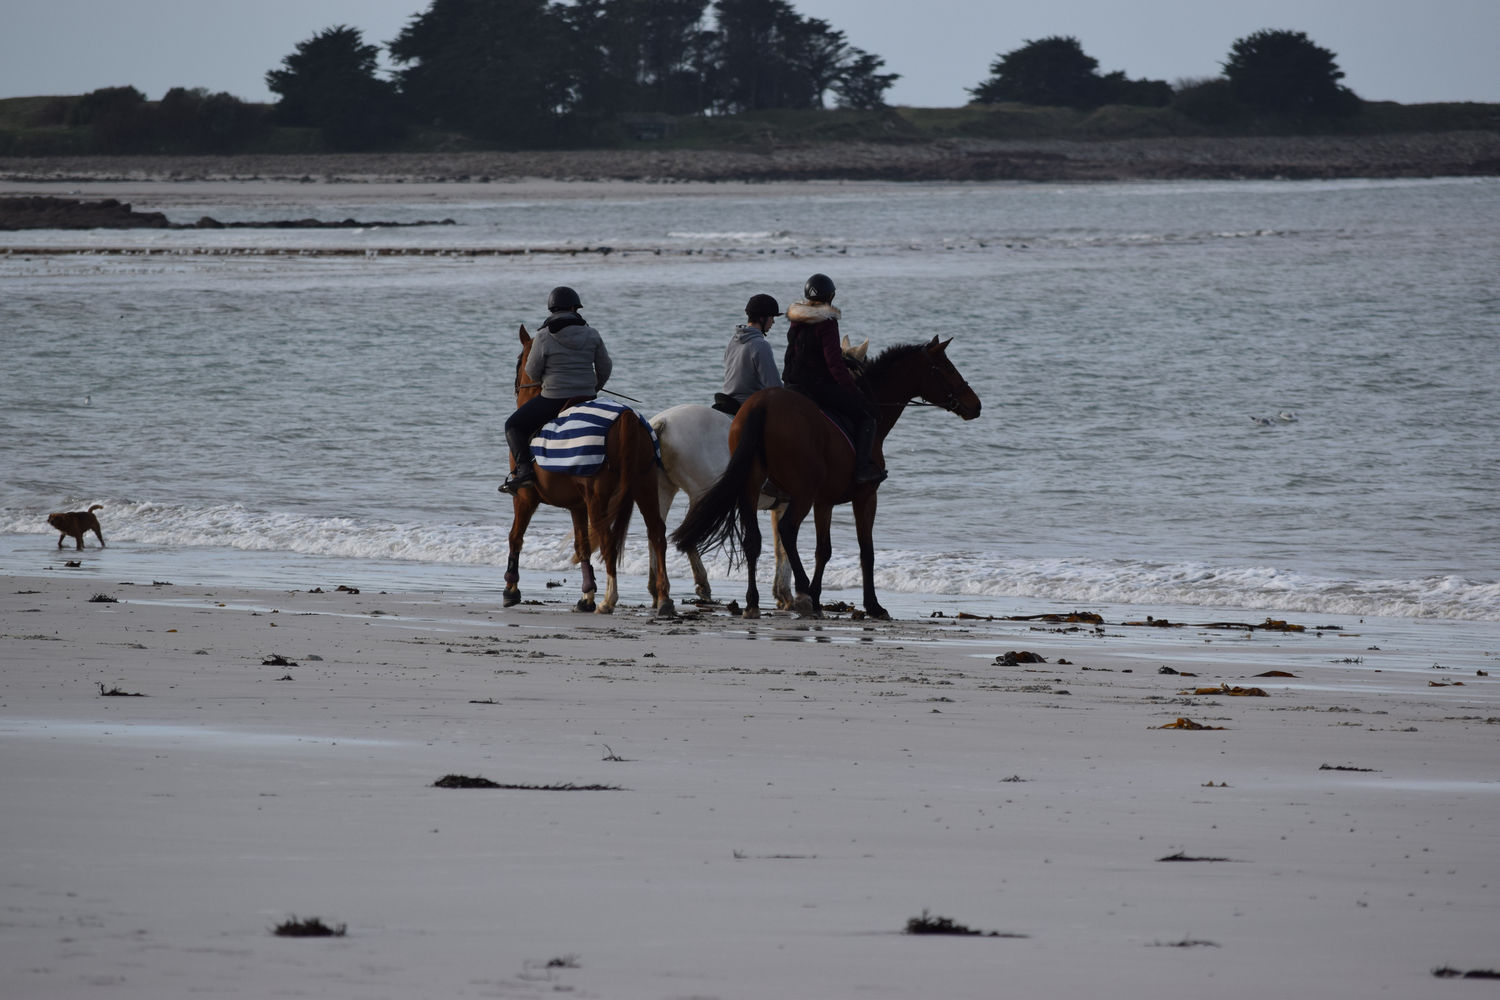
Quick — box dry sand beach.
[3,570,1498,999]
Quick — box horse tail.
[594,415,643,563]
[671,404,766,566]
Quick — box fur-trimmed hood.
[786,300,841,324]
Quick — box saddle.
[711,392,740,417]
[784,383,856,446]
[532,398,660,476]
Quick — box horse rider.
[714,293,784,416]
[782,273,886,485]
[499,285,612,494]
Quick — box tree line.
[271,0,902,149]
[15,0,1361,155]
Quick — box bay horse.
[502,325,674,616]
[649,403,792,606]
[648,338,868,607]
[671,336,981,621]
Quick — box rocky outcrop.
[0,195,456,230]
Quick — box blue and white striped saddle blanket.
[532,399,660,476]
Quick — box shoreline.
[3,568,1498,997]
[4,131,1500,185]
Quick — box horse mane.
[854,342,927,392]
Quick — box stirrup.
[760,479,791,502]
[499,467,536,494]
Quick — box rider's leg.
[501,396,564,492]
[823,385,884,485]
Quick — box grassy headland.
[2,97,1497,182]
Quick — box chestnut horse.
[502,325,673,616]
[672,336,981,620]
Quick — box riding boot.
[499,425,537,494]
[852,415,887,485]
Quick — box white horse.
[648,338,867,607]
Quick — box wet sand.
[3,570,1497,998]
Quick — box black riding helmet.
[803,273,836,304]
[547,285,582,312]
[745,293,781,320]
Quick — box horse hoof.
[503,590,521,608]
[867,606,891,622]
[575,598,596,613]
[655,599,677,619]
[596,604,615,615]
[742,606,761,620]
[791,595,820,618]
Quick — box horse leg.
[776,500,818,618]
[807,503,834,610]
[741,491,762,618]
[637,476,676,619]
[504,495,541,607]
[591,497,619,615]
[570,506,597,613]
[688,548,712,603]
[852,492,888,621]
[770,508,795,610]
[650,478,678,602]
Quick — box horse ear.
[518,324,531,345]
[926,335,941,349]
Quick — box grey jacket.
[526,313,612,399]
[722,324,783,402]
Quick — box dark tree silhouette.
[969,36,1103,108]
[564,0,711,117]
[790,18,850,109]
[710,0,897,113]
[159,88,268,152]
[969,35,1170,109]
[389,0,574,145]
[259,0,899,146]
[67,86,153,151]
[1223,29,1360,115]
[710,0,807,112]
[267,25,403,149]
[833,49,899,110]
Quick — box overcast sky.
[2,0,1496,107]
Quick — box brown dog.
[48,504,106,550]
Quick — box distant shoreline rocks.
[0,195,456,230]
[1,131,1498,187]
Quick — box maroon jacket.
[781,301,856,389]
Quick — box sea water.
[3,176,1498,622]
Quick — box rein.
[872,376,974,414]
[516,378,645,405]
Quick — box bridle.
[874,358,973,415]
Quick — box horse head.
[919,336,982,420]
[514,324,541,405]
